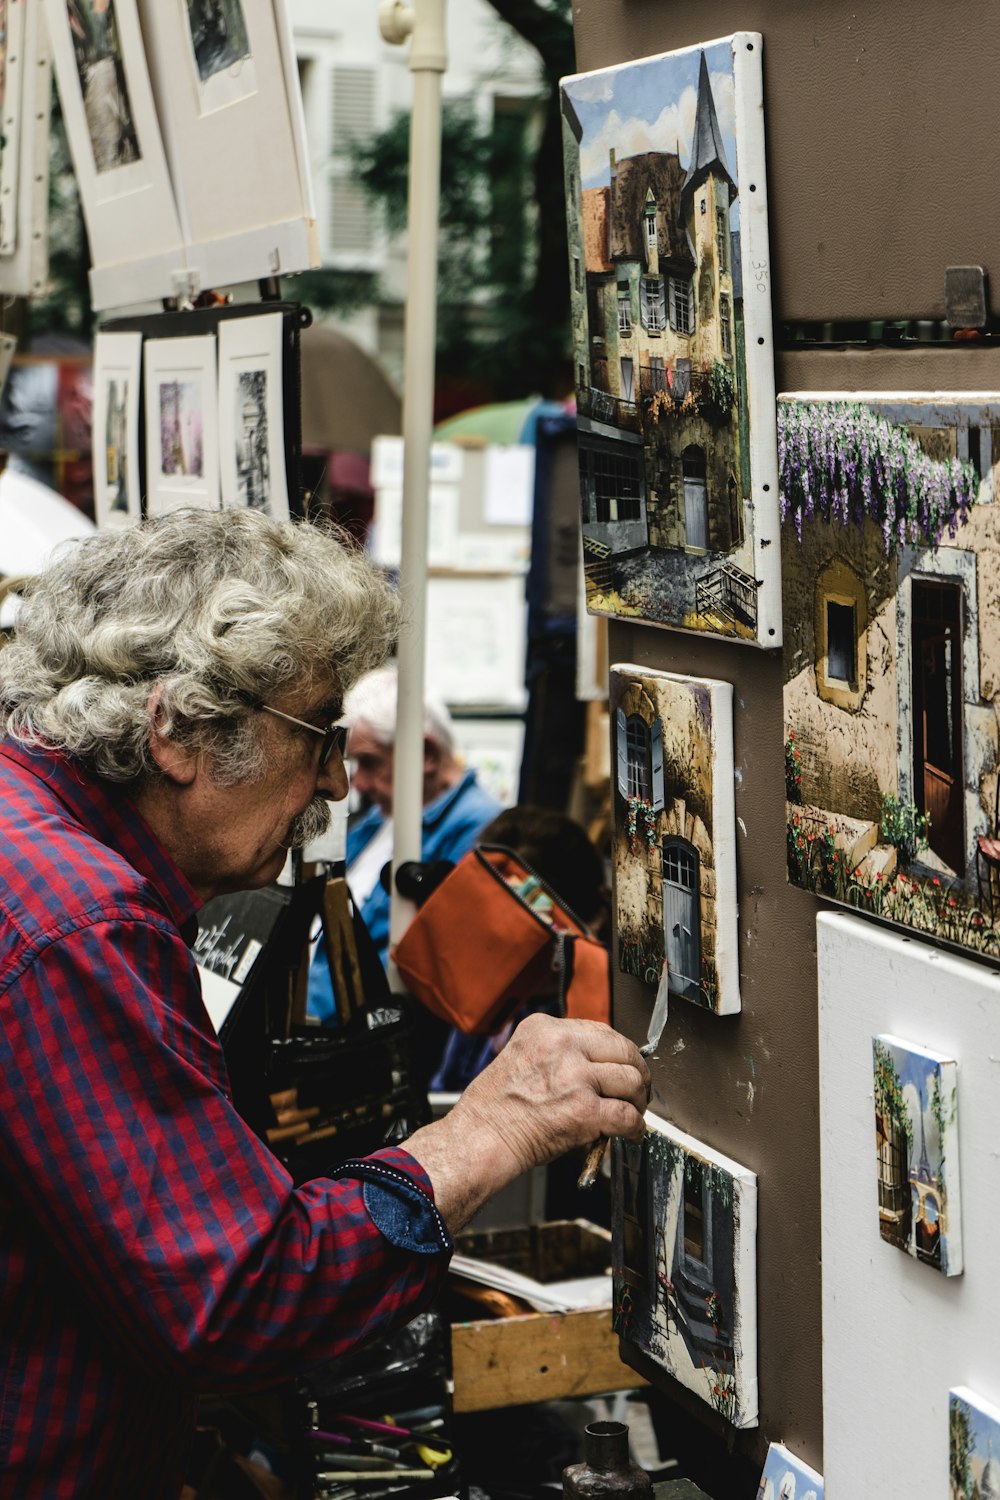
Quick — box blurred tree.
[28,100,93,345]
[301,0,575,408]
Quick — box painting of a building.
[561,35,780,645]
[951,1387,1000,1499]
[612,1111,758,1428]
[872,1033,961,1275]
[611,663,740,1014]
[781,393,1000,959]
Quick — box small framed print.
[93,331,143,529]
[144,334,219,514]
[217,312,289,520]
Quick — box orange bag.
[391,844,610,1034]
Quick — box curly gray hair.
[0,507,400,785]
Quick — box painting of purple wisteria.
[561,34,781,646]
[780,392,1000,957]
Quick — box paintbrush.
[577,959,668,1189]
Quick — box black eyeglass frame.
[257,703,348,767]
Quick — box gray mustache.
[284,796,333,849]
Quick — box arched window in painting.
[663,837,701,998]
[682,444,708,551]
[615,709,665,811]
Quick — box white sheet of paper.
[370,483,460,569]
[484,444,535,527]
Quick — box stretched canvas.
[950,1388,1000,1500]
[612,1109,757,1427]
[872,1033,962,1275]
[218,313,289,519]
[756,1443,822,1500]
[144,334,219,514]
[92,331,143,529]
[781,392,1000,961]
[561,33,780,646]
[610,663,739,1014]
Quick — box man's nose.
[317,750,350,801]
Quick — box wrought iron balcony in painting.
[695,561,758,631]
[588,386,641,433]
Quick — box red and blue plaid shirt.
[0,742,451,1497]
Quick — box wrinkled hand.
[405,1015,650,1233]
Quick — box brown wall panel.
[572,4,997,324]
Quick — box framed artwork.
[612,1109,757,1427]
[218,312,289,520]
[143,334,219,514]
[951,1388,1000,1500]
[780,392,1000,961]
[872,1034,962,1276]
[92,331,143,529]
[183,0,257,115]
[756,1443,822,1500]
[610,662,739,1014]
[561,34,781,647]
[0,0,50,298]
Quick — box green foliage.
[879,793,931,866]
[950,1396,973,1497]
[873,1039,913,1146]
[706,359,735,422]
[785,731,802,804]
[28,102,92,343]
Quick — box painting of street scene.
[185,0,251,84]
[872,1033,961,1275]
[67,0,140,175]
[159,379,204,479]
[950,1387,1000,1499]
[612,1111,758,1427]
[756,1443,822,1500]
[782,393,1000,959]
[610,663,739,1014]
[104,375,129,513]
[561,35,779,645]
[234,369,270,511]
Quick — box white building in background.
[289,1,544,382]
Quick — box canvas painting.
[217,313,289,520]
[780,392,1000,960]
[951,1388,1000,1499]
[560,33,780,646]
[756,1443,822,1500]
[612,1110,757,1427]
[610,663,739,1014]
[67,0,141,174]
[872,1033,962,1275]
[92,330,142,529]
[144,334,219,514]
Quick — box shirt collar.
[422,767,476,830]
[0,740,201,938]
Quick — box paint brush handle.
[577,1136,609,1190]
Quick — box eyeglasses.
[258,704,348,767]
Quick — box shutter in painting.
[615,707,628,799]
[639,278,651,329]
[650,717,664,811]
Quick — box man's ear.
[147,688,199,786]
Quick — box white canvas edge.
[951,1386,1000,1426]
[761,1442,823,1490]
[644,1106,759,1427]
[781,389,1000,401]
[731,32,781,649]
[137,0,317,287]
[610,662,741,1014]
[0,4,49,298]
[92,331,143,530]
[273,0,316,224]
[873,1030,963,1275]
[144,334,220,515]
[42,0,184,307]
[0,0,27,255]
[217,312,290,521]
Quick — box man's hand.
[404,1015,650,1234]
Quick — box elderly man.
[0,508,648,1497]
[308,665,501,1022]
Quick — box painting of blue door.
[663,837,700,997]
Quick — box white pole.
[378,0,447,976]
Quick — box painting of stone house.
[611,663,740,1014]
[561,34,780,646]
[612,1110,758,1427]
[781,393,1000,959]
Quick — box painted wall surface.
[571,0,1000,324]
[817,914,1000,1496]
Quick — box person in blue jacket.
[308,664,502,1023]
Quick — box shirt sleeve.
[0,912,452,1392]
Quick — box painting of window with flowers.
[781,392,1000,959]
[611,663,740,1014]
[612,1110,758,1427]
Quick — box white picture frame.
[217,312,289,520]
[0,0,50,298]
[92,331,143,529]
[42,0,185,310]
[144,334,219,515]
